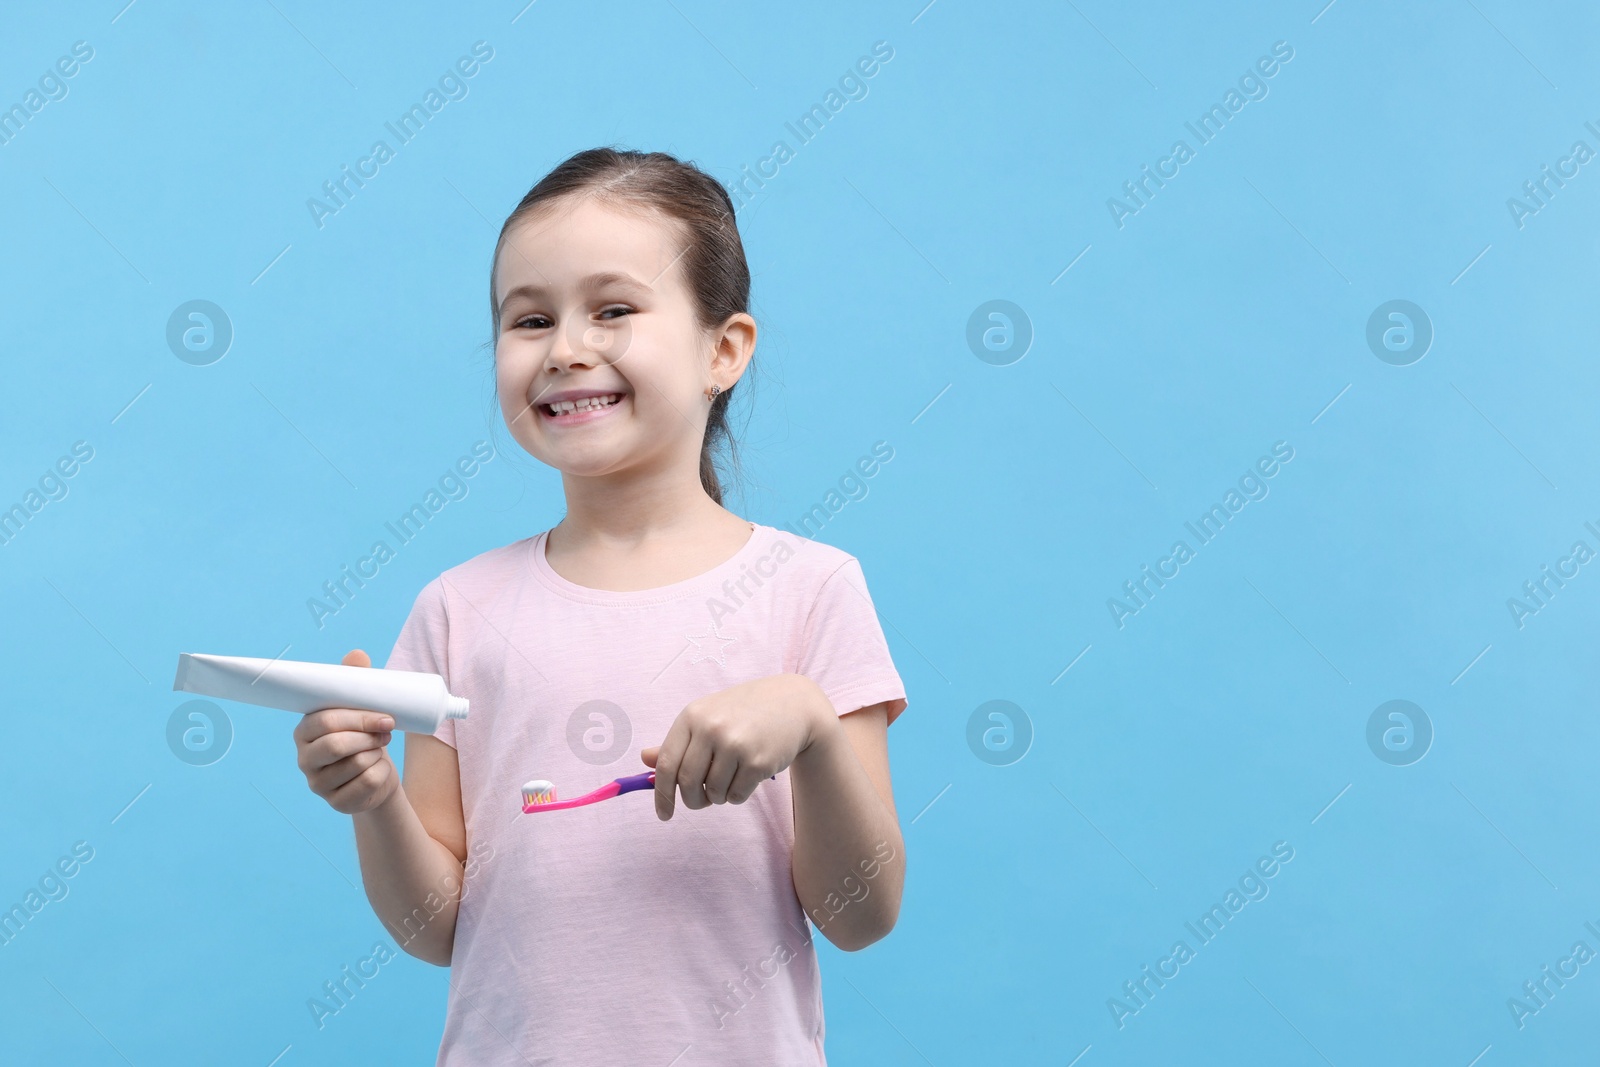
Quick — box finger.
[317,746,385,792]
[325,753,389,806]
[640,746,659,768]
[703,748,739,805]
[342,649,371,668]
[295,709,395,745]
[674,731,715,812]
[725,764,767,805]
[314,747,387,795]
[302,729,390,773]
[653,720,692,821]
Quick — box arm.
[351,731,467,967]
[787,683,905,951]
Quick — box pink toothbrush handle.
[523,778,626,813]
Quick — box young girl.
[293,147,909,1065]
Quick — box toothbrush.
[520,771,778,813]
[522,772,656,813]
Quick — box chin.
[544,445,632,478]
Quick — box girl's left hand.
[641,674,830,820]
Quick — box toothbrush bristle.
[521,779,558,806]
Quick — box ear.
[709,312,757,392]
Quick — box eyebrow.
[497,271,653,312]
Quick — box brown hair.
[488,146,753,506]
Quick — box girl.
[293,147,909,1065]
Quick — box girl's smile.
[536,389,629,427]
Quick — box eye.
[511,307,630,330]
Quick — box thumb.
[342,649,371,668]
[640,746,659,768]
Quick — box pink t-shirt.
[384,521,907,1066]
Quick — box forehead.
[495,194,687,302]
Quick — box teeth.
[547,393,621,415]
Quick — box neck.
[553,454,732,549]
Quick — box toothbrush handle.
[614,772,656,794]
[613,769,779,797]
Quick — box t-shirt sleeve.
[383,576,457,748]
[796,557,908,727]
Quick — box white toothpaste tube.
[172,652,468,734]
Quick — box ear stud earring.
[707,384,722,401]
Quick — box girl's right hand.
[293,649,400,814]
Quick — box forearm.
[787,677,905,951]
[352,783,463,966]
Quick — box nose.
[545,315,601,374]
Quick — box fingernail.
[378,717,395,731]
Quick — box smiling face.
[492,193,748,483]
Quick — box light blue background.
[2,1,1597,1064]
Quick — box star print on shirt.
[683,619,736,667]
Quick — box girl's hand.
[293,649,400,815]
[641,674,831,820]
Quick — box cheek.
[495,340,536,389]
[494,366,517,408]
[494,352,539,426]
[494,356,516,392]
[497,388,522,426]
[626,332,702,407]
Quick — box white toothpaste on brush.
[172,653,468,733]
